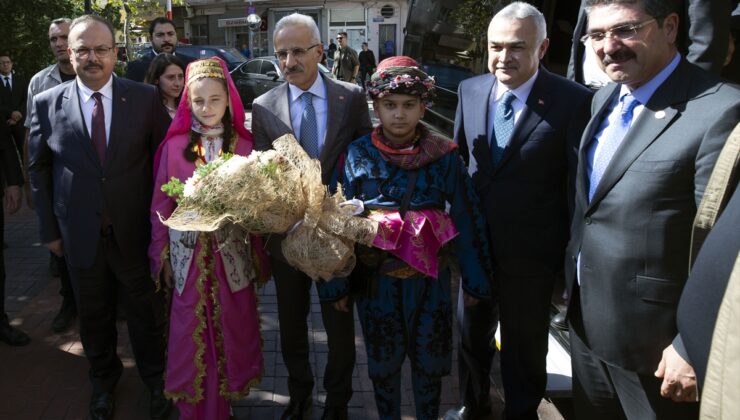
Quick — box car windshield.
[218,47,247,64]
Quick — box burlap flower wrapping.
[161,134,378,280]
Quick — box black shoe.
[89,392,114,420]
[281,395,312,420]
[0,323,30,346]
[149,386,172,420]
[51,300,77,333]
[550,309,568,331]
[321,406,348,420]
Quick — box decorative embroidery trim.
[154,244,170,292]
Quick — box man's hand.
[23,184,34,210]
[161,261,174,288]
[654,344,698,402]
[3,185,21,214]
[332,296,350,312]
[463,291,480,307]
[45,239,64,257]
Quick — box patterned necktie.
[300,92,319,158]
[491,90,516,165]
[3,76,10,90]
[91,92,107,165]
[588,93,640,201]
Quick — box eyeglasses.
[72,46,114,59]
[580,18,656,45]
[274,44,320,61]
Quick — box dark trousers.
[55,253,76,307]
[0,203,7,325]
[272,260,356,408]
[570,325,699,420]
[455,281,497,414]
[359,69,372,90]
[67,231,166,395]
[457,270,553,419]
[498,272,554,419]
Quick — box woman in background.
[144,53,186,121]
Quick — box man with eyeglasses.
[22,17,79,335]
[331,32,360,83]
[569,0,736,88]
[251,13,371,420]
[565,1,740,419]
[28,15,171,420]
[125,17,193,82]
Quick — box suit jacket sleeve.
[694,103,740,205]
[251,102,271,152]
[453,82,470,166]
[28,95,60,243]
[685,0,732,75]
[1,121,22,188]
[352,89,372,139]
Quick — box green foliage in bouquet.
[161,177,185,203]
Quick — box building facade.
[181,0,408,60]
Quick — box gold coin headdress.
[186,58,226,86]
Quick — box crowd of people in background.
[1,1,739,420]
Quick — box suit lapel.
[105,78,129,170]
[586,61,689,211]
[496,70,552,171]
[274,83,293,135]
[61,82,101,170]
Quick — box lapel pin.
[538,99,544,105]
[655,110,665,119]
[339,95,345,100]
[121,97,127,102]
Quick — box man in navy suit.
[124,17,193,82]
[29,15,170,420]
[450,3,591,419]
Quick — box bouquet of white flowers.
[160,134,378,281]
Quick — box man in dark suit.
[251,13,371,420]
[568,0,736,87]
[0,108,28,346]
[0,53,27,157]
[124,17,193,82]
[450,3,591,419]
[28,15,170,420]
[566,1,740,418]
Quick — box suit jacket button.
[101,177,106,182]
[585,216,592,225]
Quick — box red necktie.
[91,92,106,165]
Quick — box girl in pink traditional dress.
[148,57,269,420]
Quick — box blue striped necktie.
[588,93,639,201]
[300,92,319,158]
[491,90,516,165]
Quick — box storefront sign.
[372,16,385,22]
[218,17,250,28]
[201,7,226,15]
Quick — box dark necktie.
[491,90,516,165]
[91,92,107,165]
[300,92,319,158]
[3,76,10,90]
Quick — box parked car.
[175,45,248,71]
[230,56,333,106]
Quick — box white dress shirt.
[2,73,12,90]
[288,75,328,153]
[487,71,538,144]
[76,76,113,144]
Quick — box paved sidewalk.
[0,206,470,419]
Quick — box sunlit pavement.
[0,105,565,419]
